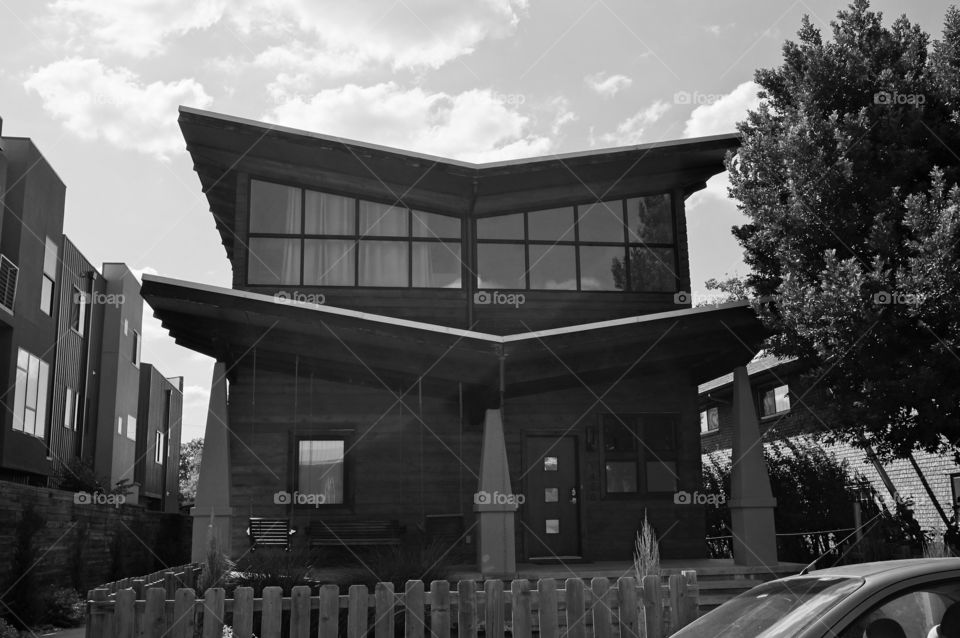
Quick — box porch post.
[728,365,778,566]
[190,361,234,562]
[474,408,517,578]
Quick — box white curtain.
[279,190,300,284]
[304,240,354,285]
[306,192,353,235]
[299,441,344,504]
[360,241,407,286]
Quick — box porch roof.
[141,275,765,396]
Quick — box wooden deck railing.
[86,572,699,638]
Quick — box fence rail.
[86,573,699,638]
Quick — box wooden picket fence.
[93,563,203,600]
[86,572,699,638]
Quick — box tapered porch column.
[474,408,517,578]
[190,362,234,561]
[729,365,778,566]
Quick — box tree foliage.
[729,1,960,457]
[179,438,203,503]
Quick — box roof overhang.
[178,106,740,261]
[142,275,766,398]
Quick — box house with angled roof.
[143,106,779,574]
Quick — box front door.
[523,436,580,558]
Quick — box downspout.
[466,176,479,328]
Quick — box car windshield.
[671,575,865,638]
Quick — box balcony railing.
[0,254,17,313]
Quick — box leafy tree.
[728,1,960,458]
[179,438,203,503]
[697,276,752,305]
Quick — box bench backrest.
[248,518,292,546]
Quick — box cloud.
[597,100,671,146]
[265,82,553,163]
[23,58,213,160]
[585,72,633,98]
[47,0,227,57]
[682,81,760,138]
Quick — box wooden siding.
[226,357,707,561]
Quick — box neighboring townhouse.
[0,118,182,512]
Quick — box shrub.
[633,511,660,583]
[346,541,454,590]
[198,528,235,592]
[40,586,84,627]
[232,547,318,596]
[0,618,18,638]
[0,502,47,628]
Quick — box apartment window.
[126,415,136,441]
[70,286,87,336]
[759,384,791,418]
[64,387,78,429]
[155,431,166,464]
[13,349,49,439]
[475,194,677,292]
[602,414,678,496]
[118,416,123,434]
[247,179,462,289]
[40,237,57,315]
[132,330,141,367]
[297,439,345,505]
[700,407,719,433]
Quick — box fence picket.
[232,587,254,638]
[202,588,225,638]
[115,589,135,638]
[431,580,451,638]
[641,575,662,638]
[591,578,611,638]
[538,580,558,638]
[87,588,108,638]
[616,577,639,638]
[404,580,425,638]
[290,585,311,638]
[132,578,146,599]
[375,582,396,638]
[319,584,340,638]
[679,570,699,629]
[667,573,682,634]
[511,580,531,638]
[171,587,196,638]
[348,585,369,638]
[143,588,166,638]
[164,572,177,600]
[261,586,283,638]
[458,580,477,638]
[484,580,504,638]
[565,579,586,638]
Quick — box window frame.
[474,194,679,293]
[699,406,719,434]
[41,236,58,315]
[292,435,351,509]
[600,413,679,498]
[758,383,791,419]
[126,415,137,441]
[246,178,463,290]
[64,386,76,430]
[132,330,141,368]
[155,430,166,464]
[12,348,50,439]
[70,286,87,336]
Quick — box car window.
[837,580,960,638]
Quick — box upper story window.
[247,179,462,289]
[41,237,57,315]
[699,406,719,433]
[759,384,791,418]
[475,194,676,292]
[13,348,49,439]
[70,286,87,336]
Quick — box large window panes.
[477,243,525,289]
[298,439,345,505]
[250,180,302,234]
[579,245,625,291]
[13,348,49,439]
[413,242,461,288]
[248,238,301,285]
[304,240,355,286]
[627,195,673,243]
[528,207,575,241]
[247,179,462,288]
[477,214,524,240]
[578,201,625,242]
[529,245,576,290]
[627,247,677,292]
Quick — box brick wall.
[0,480,191,593]
[699,368,960,532]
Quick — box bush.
[231,547,320,596]
[0,618,18,638]
[40,586,84,627]
[633,511,660,582]
[0,502,47,628]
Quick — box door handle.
[570,487,577,504]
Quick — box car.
[671,558,960,638]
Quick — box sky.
[0,0,953,443]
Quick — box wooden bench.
[308,520,404,549]
[247,517,295,551]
